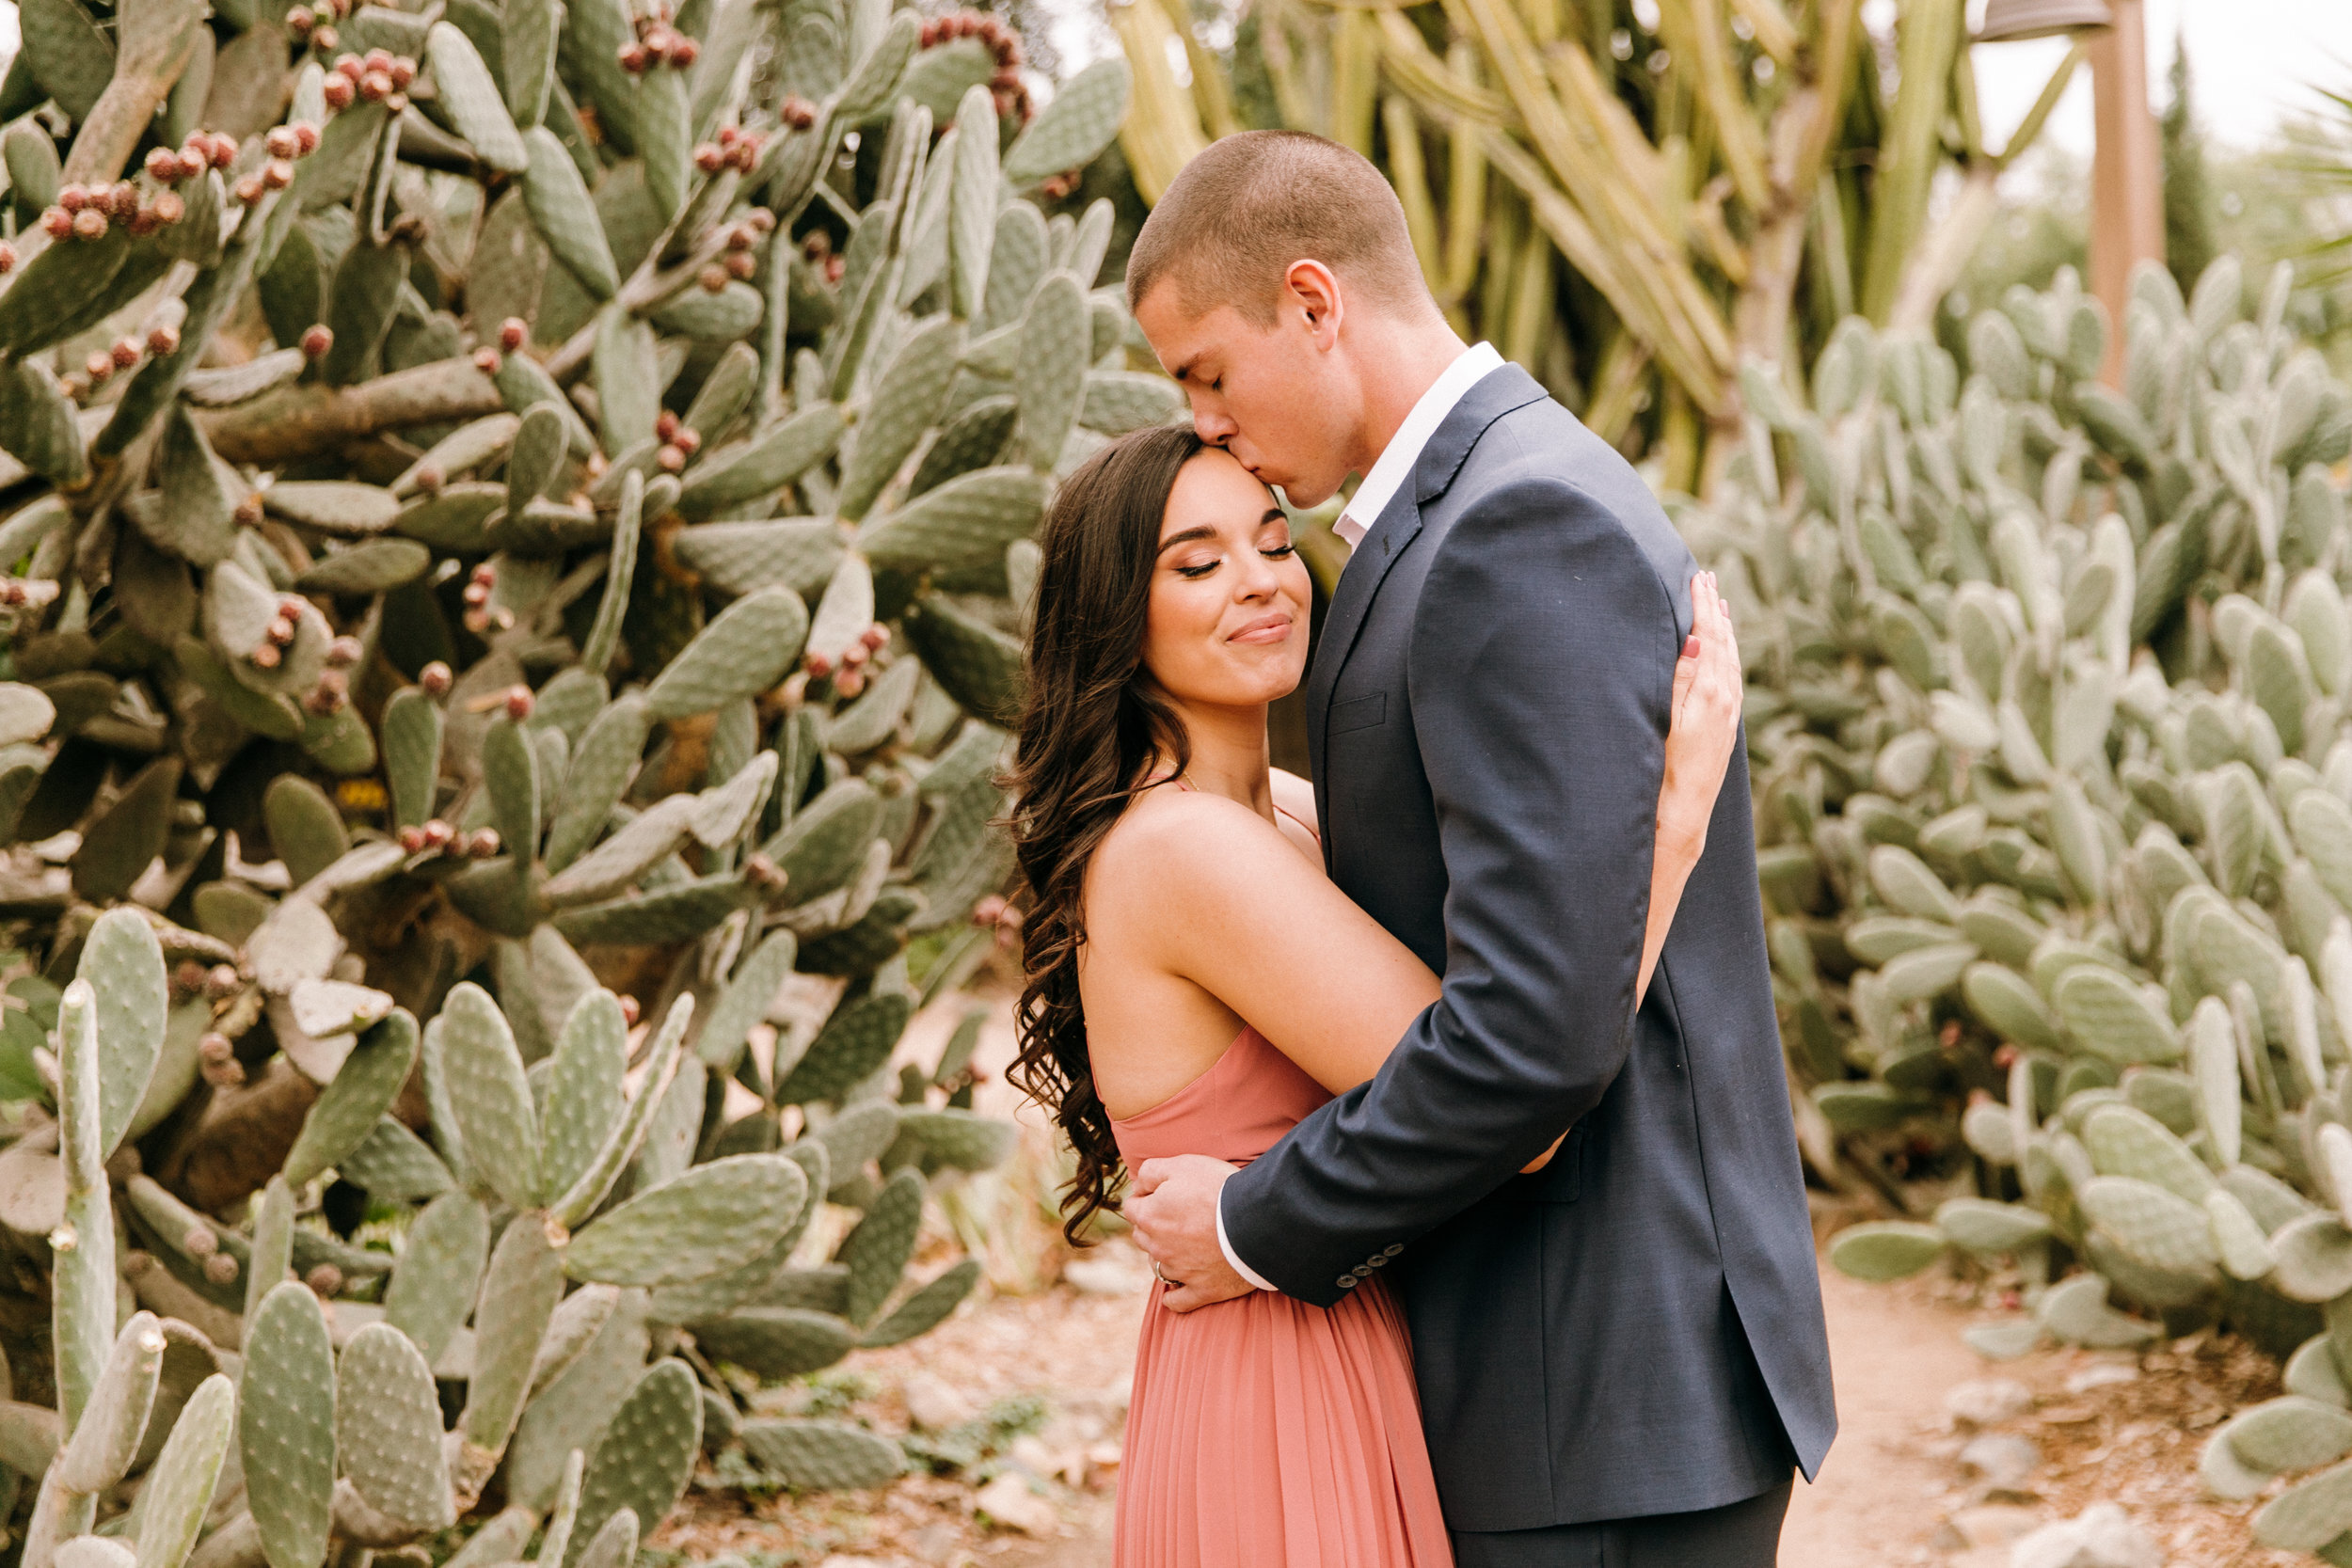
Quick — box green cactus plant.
[0,0,1135,1558]
[1686,258,2352,1559]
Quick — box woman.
[1008,424,1744,1567]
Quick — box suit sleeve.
[1220,476,1679,1307]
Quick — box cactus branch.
[198,361,505,467]
[59,0,207,187]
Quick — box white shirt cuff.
[1214,1188,1278,1291]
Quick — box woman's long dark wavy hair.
[1007,423,1208,1243]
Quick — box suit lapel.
[1304,365,1552,804]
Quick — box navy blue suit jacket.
[1219,365,1836,1531]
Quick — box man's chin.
[1271,477,1340,510]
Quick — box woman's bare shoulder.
[1093,784,1286,882]
[1089,790,1301,931]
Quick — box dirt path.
[1781,1260,1994,1566]
[1784,1255,2304,1568]
[660,1243,2312,1566]
[656,995,2314,1565]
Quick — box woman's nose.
[1233,550,1280,599]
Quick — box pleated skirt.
[1113,1274,1454,1567]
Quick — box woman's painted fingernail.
[1682,635,1701,658]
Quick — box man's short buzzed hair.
[1125,130,1432,326]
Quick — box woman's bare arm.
[1091,791,1439,1101]
[1633,571,1743,1002]
[1096,576,1740,1116]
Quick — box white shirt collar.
[1332,341,1504,549]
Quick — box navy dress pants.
[1450,1476,1792,1568]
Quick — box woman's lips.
[1228,613,1294,645]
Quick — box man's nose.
[1190,399,1237,445]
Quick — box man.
[1119,130,1835,1566]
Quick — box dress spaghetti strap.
[1273,801,1321,846]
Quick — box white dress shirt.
[1332,341,1504,548]
[1211,341,1506,1294]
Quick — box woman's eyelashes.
[1171,541,1296,580]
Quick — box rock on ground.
[1959,1433,2042,1492]
[2009,1502,2164,1568]
[975,1473,1062,1537]
[1947,1377,2038,1429]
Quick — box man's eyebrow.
[1155,526,1216,554]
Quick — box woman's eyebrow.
[1155,526,1217,555]
[1260,509,1285,525]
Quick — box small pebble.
[900,1371,976,1432]
[2062,1363,2140,1396]
[1944,1502,2043,1551]
[973,1471,1058,1536]
[1944,1376,2035,1429]
[2008,1501,2163,1568]
[1958,1432,2041,1492]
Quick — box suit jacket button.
[1368,1256,1386,1267]
[1383,1244,1405,1257]
[1337,1275,1356,1290]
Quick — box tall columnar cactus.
[1680,257,2352,1558]
[0,0,1141,1560]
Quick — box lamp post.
[1979,0,2160,385]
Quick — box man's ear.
[1282,261,1343,347]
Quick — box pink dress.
[1108,1024,1455,1566]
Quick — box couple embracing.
[1004,131,1836,1567]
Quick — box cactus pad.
[568,1360,698,1568]
[335,1323,455,1531]
[738,1418,906,1490]
[242,1284,336,1568]
[564,1155,806,1288]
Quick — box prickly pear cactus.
[0,0,1145,1560]
[1684,259,2352,1558]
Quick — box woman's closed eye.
[1174,542,1295,579]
